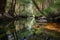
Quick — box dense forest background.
[0,0,60,18]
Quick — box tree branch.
[32,0,45,16]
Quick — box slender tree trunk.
[42,0,44,11]
[8,0,16,17]
[0,0,7,16]
[32,0,45,16]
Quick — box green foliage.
[44,0,60,17]
[20,0,32,4]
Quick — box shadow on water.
[0,17,27,40]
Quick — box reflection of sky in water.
[26,17,35,30]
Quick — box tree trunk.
[8,0,16,17]
[0,0,7,16]
[32,0,45,16]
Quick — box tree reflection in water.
[0,18,60,40]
